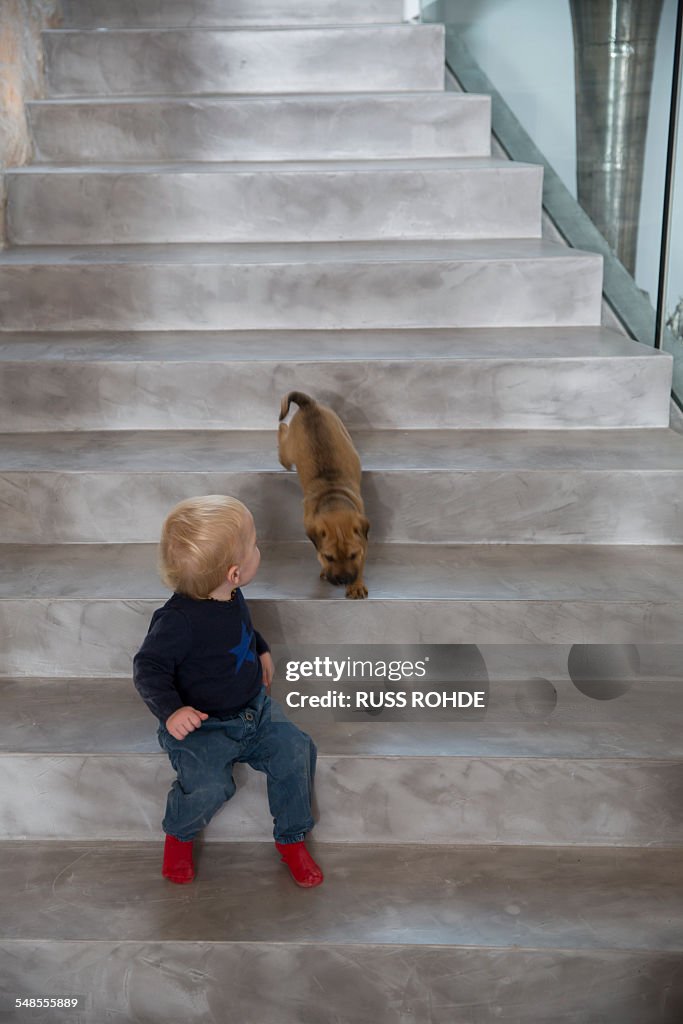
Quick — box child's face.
[235,514,260,587]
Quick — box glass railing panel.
[659,4,683,411]
[420,0,682,409]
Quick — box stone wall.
[0,0,62,245]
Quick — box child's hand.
[260,651,275,691]
[166,706,209,740]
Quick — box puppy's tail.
[279,391,315,421]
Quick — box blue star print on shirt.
[230,622,257,673]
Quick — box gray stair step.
[2,669,682,758]
[60,0,407,29]
[2,844,681,1023]
[3,428,683,543]
[2,740,683,844]
[0,239,602,331]
[5,943,680,1024]
[3,941,681,1024]
[2,840,681,945]
[44,26,446,97]
[27,92,491,163]
[6,427,683,470]
[0,328,670,430]
[2,544,683,679]
[6,158,543,244]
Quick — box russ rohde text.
[285,690,487,709]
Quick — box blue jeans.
[156,686,317,844]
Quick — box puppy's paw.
[346,581,368,600]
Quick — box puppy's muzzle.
[329,572,357,586]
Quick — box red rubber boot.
[162,834,195,884]
[275,840,323,887]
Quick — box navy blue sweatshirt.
[133,589,270,724]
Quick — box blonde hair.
[159,495,251,600]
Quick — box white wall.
[410,0,682,316]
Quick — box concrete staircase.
[1,1,683,1020]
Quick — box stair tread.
[0,238,598,265]
[3,428,683,471]
[46,24,433,33]
[54,22,412,32]
[2,676,682,759]
[58,0,406,30]
[0,326,660,361]
[58,0,406,24]
[2,543,683,601]
[29,90,482,106]
[7,156,537,174]
[2,840,681,950]
[46,24,435,34]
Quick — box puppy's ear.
[357,516,370,539]
[306,527,319,549]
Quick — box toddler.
[133,494,323,887]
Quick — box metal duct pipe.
[570,0,664,275]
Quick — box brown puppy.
[278,391,369,599]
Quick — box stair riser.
[44,27,445,96]
[2,752,682,845]
[2,599,682,678]
[3,470,683,544]
[0,257,602,332]
[4,942,679,1024]
[6,166,543,244]
[60,0,406,28]
[27,95,491,162]
[0,357,670,430]
[5,668,682,756]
